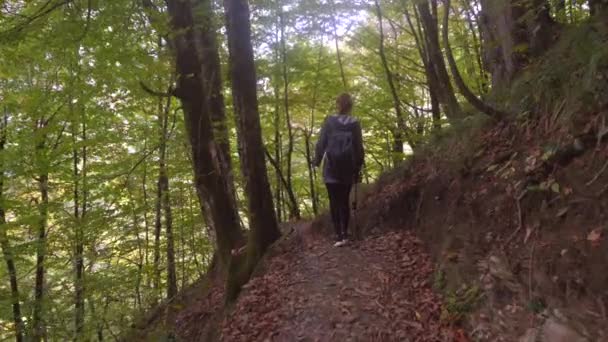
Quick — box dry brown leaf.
[587,228,604,246]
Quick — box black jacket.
[314,114,364,184]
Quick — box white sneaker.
[333,240,346,247]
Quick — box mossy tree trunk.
[165,0,244,270]
[223,0,282,302]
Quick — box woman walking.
[314,93,365,247]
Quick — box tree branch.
[139,81,174,98]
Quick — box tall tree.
[71,107,87,339]
[223,0,282,300]
[33,114,53,342]
[279,8,301,220]
[403,4,442,131]
[164,0,244,268]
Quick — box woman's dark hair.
[336,93,353,115]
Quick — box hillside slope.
[130,105,608,341]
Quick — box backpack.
[325,126,355,180]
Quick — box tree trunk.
[460,0,489,95]
[272,31,284,222]
[159,97,177,299]
[33,174,48,342]
[374,0,406,163]
[128,187,144,310]
[33,117,50,342]
[72,112,87,339]
[479,0,557,91]
[304,131,318,215]
[0,112,24,342]
[165,0,243,268]
[142,136,151,290]
[328,0,348,89]
[442,0,507,119]
[416,0,463,121]
[306,43,324,215]
[279,9,300,220]
[153,144,162,300]
[403,5,442,131]
[223,0,281,301]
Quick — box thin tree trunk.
[0,111,24,342]
[404,5,442,131]
[460,0,487,87]
[272,29,283,222]
[416,0,463,121]
[264,149,300,218]
[89,299,103,341]
[160,98,177,299]
[442,0,507,119]
[125,185,144,311]
[223,0,281,301]
[303,132,318,215]
[374,0,406,163]
[279,9,300,220]
[33,174,48,342]
[33,116,50,342]
[142,136,150,290]
[152,105,162,300]
[328,0,348,89]
[72,112,86,339]
[306,43,324,215]
[165,0,243,269]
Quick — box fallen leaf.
[587,228,604,246]
[524,227,533,244]
[556,207,569,218]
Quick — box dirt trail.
[221,223,455,341]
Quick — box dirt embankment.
[358,114,608,341]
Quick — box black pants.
[326,183,352,240]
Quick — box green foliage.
[440,284,483,323]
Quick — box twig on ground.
[586,158,608,186]
[597,296,607,321]
[502,189,528,249]
[315,250,329,258]
[415,189,425,226]
[528,235,537,302]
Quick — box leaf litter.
[221,229,460,341]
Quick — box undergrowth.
[440,284,484,324]
[511,21,608,121]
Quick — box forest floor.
[133,114,608,342]
[220,223,460,341]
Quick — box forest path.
[221,223,455,341]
